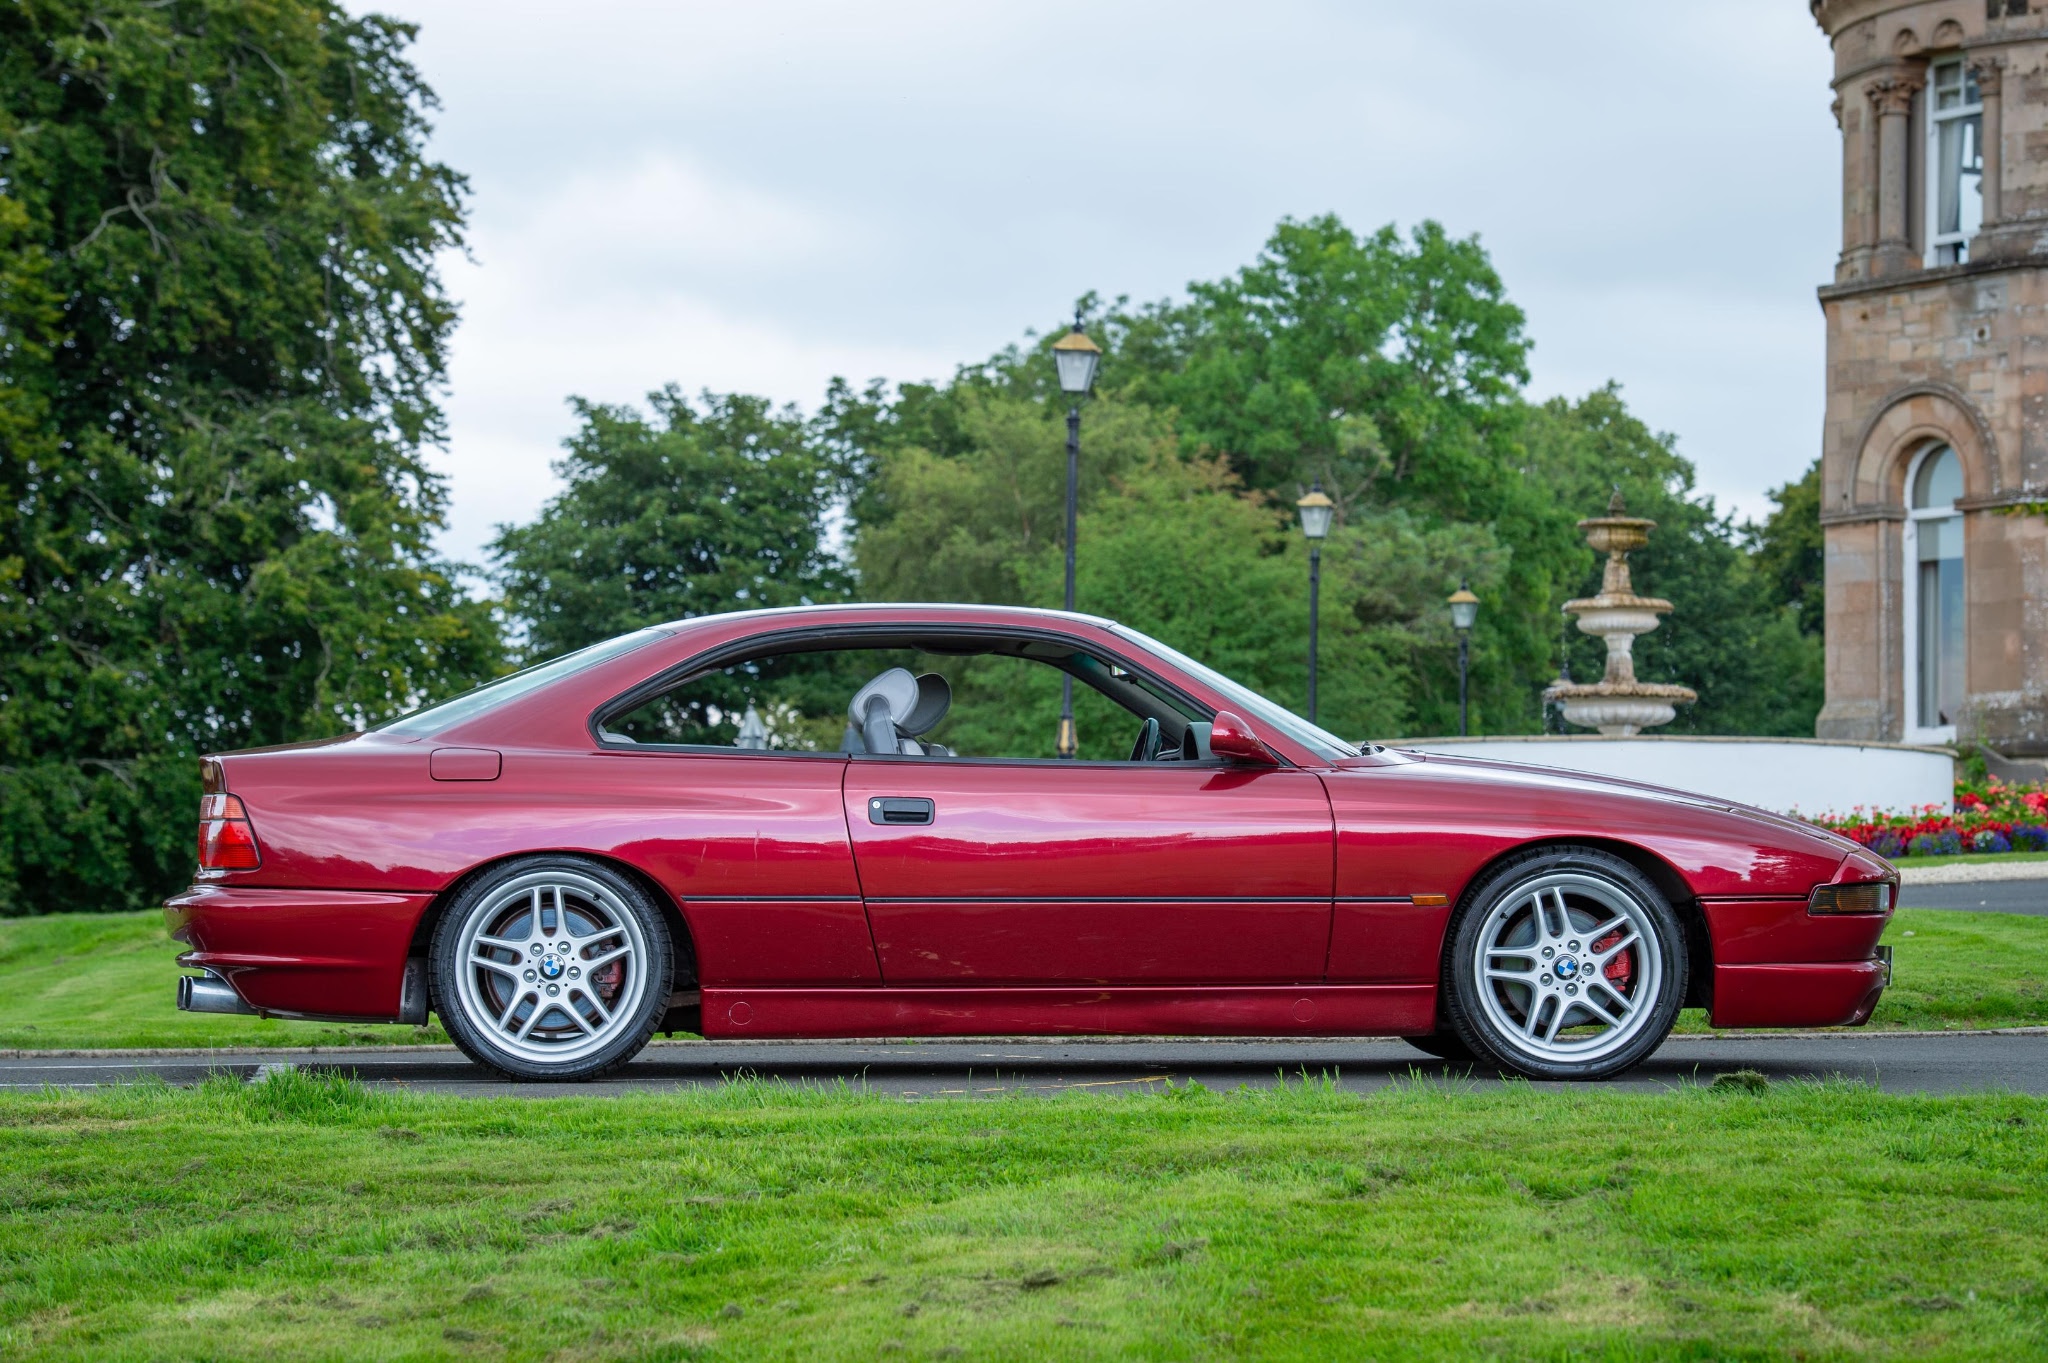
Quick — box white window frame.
[1925,57,1983,267]
[1902,444,1963,744]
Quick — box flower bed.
[1805,777,2048,858]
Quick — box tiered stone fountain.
[1544,491,1696,735]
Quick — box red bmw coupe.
[168,604,1895,1081]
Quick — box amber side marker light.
[198,793,262,872]
[1809,882,1892,915]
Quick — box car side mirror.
[1207,710,1278,766]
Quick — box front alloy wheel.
[431,857,672,1080]
[1442,847,1687,1080]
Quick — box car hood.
[1375,748,1863,864]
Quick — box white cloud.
[432,152,950,562]
[354,0,1841,561]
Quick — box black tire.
[1440,846,1687,1081]
[430,855,673,1081]
[1404,1030,1479,1064]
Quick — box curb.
[1898,862,2048,886]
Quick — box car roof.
[654,603,1121,633]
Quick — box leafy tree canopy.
[1749,459,1824,640]
[0,0,499,913]
[492,387,849,661]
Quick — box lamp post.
[1448,580,1479,736]
[1050,315,1102,759]
[1295,483,1334,723]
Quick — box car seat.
[842,668,953,755]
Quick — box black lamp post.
[1050,315,1101,759]
[1448,580,1479,736]
[1295,483,1334,723]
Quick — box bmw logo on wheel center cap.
[1555,955,1580,980]
[539,954,565,980]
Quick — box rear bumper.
[1709,960,1888,1029]
[166,885,435,1021]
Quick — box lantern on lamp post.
[1447,580,1480,736]
[1295,483,1335,723]
[1050,316,1102,759]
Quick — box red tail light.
[198,793,262,871]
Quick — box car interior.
[596,630,1218,762]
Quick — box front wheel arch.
[1440,836,1712,1011]
[1438,842,1690,1080]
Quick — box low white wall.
[1399,735,1954,817]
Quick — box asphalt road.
[5,1033,2044,1098]
[1901,880,2048,914]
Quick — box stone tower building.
[1813,0,2048,755]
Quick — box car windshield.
[1108,624,1362,762]
[377,629,670,738]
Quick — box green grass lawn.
[2,907,2042,1051]
[1866,909,2048,1031]
[1,1071,2042,1360]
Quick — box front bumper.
[166,885,436,1022]
[1709,960,1889,1029]
[1700,897,1892,1028]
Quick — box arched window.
[1905,444,1965,739]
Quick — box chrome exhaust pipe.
[177,972,257,1016]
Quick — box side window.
[601,640,1203,761]
[603,649,860,750]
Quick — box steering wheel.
[1129,717,1163,763]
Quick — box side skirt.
[699,985,1437,1039]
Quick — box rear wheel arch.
[1442,836,1713,1011]
[410,851,698,991]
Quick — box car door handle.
[868,797,934,826]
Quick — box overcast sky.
[357,1,1840,568]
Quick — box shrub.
[1866,830,1907,859]
[1971,829,2013,854]
[2013,824,2048,852]
[1907,830,1964,857]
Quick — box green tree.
[493,386,849,657]
[851,391,1174,606]
[1749,458,1824,639]
[837,377,1508,742]
[1096,217,1576,730]
[0,0,500,914]
[1122,216,1531,516]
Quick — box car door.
[842,758,1334,985]
[585,748,879,988]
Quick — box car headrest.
[847,667,920,726]
[899,673,951,738]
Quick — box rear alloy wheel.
[431,857,672,1081]
[1442,847,1687,1081]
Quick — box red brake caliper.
[1592,930,1633,989]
